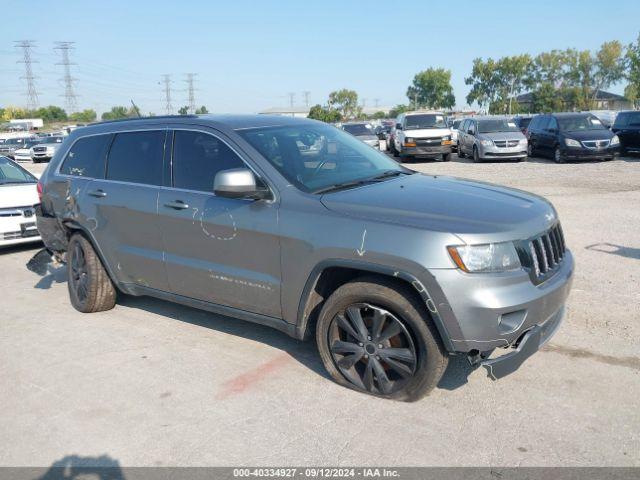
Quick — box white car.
[0,156,41,247]
[13,139,42,162]
[391,111,454,162]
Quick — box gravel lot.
[1,154,639,468]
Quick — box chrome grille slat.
[526,223,567,283]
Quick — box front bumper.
[479,143,527,160]
[401,144,452,157]
[562,146,619,160]
[431,249,574,353]
[0,213,41,247]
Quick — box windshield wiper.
[313,170,412,194]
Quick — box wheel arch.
[295,259,455,351]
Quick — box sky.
[1,0,639,116]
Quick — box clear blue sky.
[1,0,639,115]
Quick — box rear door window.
[60,134,112,178]
[106,130,166,185]
[172,130,246,193]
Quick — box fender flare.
[295,259,456,351]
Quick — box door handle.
[164,200,189,210]
[88,189,107,198]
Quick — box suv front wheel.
[316,278,447,402]
[67,234,117,313]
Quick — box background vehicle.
[513,115,533,135]
[13,139,42,162]
[0,156,41,247]
[527,113,619,163]
[457,117,527,162]
[341,122,380,149]
[449,118,463,152]
[0,137,32,159]
[392,111,452,162]
[611,110,640,154]
[30,136,65,163]
[36,115,573,402]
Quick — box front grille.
[415,137,442,146]
[3,229,39,240]
[524,224,566,284]
[582,139,610,149]
[0,206,35,218]
[32,147,47,152]
[493,140,520,148]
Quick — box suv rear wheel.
[316,278,447,402]
[67,234,117,313]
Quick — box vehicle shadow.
[585,242,640,260]
[437,355,477,390]
[26,248,67,289]
[36,454,125,480]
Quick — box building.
[516,89,632,112]
[258,106,310,118]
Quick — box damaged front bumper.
[479,304,564,380]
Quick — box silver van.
[458,117,528,162]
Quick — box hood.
[561,129,613,141]
[0,183,39,208]
[402,127,451,139]
[479,131,525,141]
[320,173,557,243]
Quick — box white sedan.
[0,156,41,247]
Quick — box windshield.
[342,124,374,136]
[452,120,462,129]
[238,123,407,193]
[477,119,520,133]
[405,114,447,130]
[24,140,42,148]
[558,115,606,132]
[0,157,37,184]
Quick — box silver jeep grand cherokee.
[36,115,573,401]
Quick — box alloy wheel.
[328,303,417,395]
[70,241,89,302]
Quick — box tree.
[407,68,455,110]
[34,105,67,122]
[195,105,209,114]
[328,89,360,120]
[307,104,341,123]
[370,111,386,120]
[465,58,500,109]
[69,109,97,123]
[178,106,189,115]
[101,106,132,121]
[591,41,626,104]
[466,56,531,113]
[388,104,409,118]
[625,34,640,109]
[1,106,30,121]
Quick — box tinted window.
[404,114,447,129]
[106,130,165,185]
[60,134,112,178]
[477,119,520,133]
[536,116,550,131]
[557,115,605,132]
[468,121,476,134]
[172,130,245,192]
[342,124,373,136]
[616,111,640,127]
[547,117,559,131]
[0,157,37,184]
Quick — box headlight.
[565,138,581,147]
[480,139,493,147]
[405,137,415,143]
[519,138,528,144]
[447,242,521,273]
[442,135,451,141]
[611,135,620,145]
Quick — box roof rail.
[90,114,199,126]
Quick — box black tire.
[316,277,448,402]
[527,143,534,158]
[67,234,117,313]
[553,146,565,164]
[392,144,399,157]
[472,145,482,163]
[441,153,452,162]
[458,147,465,159]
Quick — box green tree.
[465,58,500,109]
[195,105,209,114]
[466,56,531,113]
[307,104,342,123]
[388,104,409,118]
[34,105,68,123]
[178,106,189,115]
[407,68,455,109]
[626,34,640,109]
[101,106,131,121]
[69,109,97,123]
[591,41,626,104]
[371,111,386,120]
[328,89,360,120]
[530,83,565,112]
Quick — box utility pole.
[287,92,295,110]
[54,41,79,113]
[302,90,311,108]
[185,73,197,114]
[14,40,39,110]
[161,74,173,115]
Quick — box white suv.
[391,111,453,162]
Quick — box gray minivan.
[458,117,528,162]
[36,115,573,401]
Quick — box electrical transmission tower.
[54,41,79,113]
[374,98,380,108]
[14,40,39,110]
[185,73,197,113]
[161,74,173,114]
[287,92,295,109]
[302,91,311,108]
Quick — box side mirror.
[213,168,269,200]
[395,123,402,130]
[467,129,474,135]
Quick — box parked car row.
[0,135,65,163]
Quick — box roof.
[258,106,311,114]
[517,89,627,102]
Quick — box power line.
[161,74,173,114]
[14,40,39,109]
[54,41,79,113]
[185,73,197,114]
[302,90,311,108]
